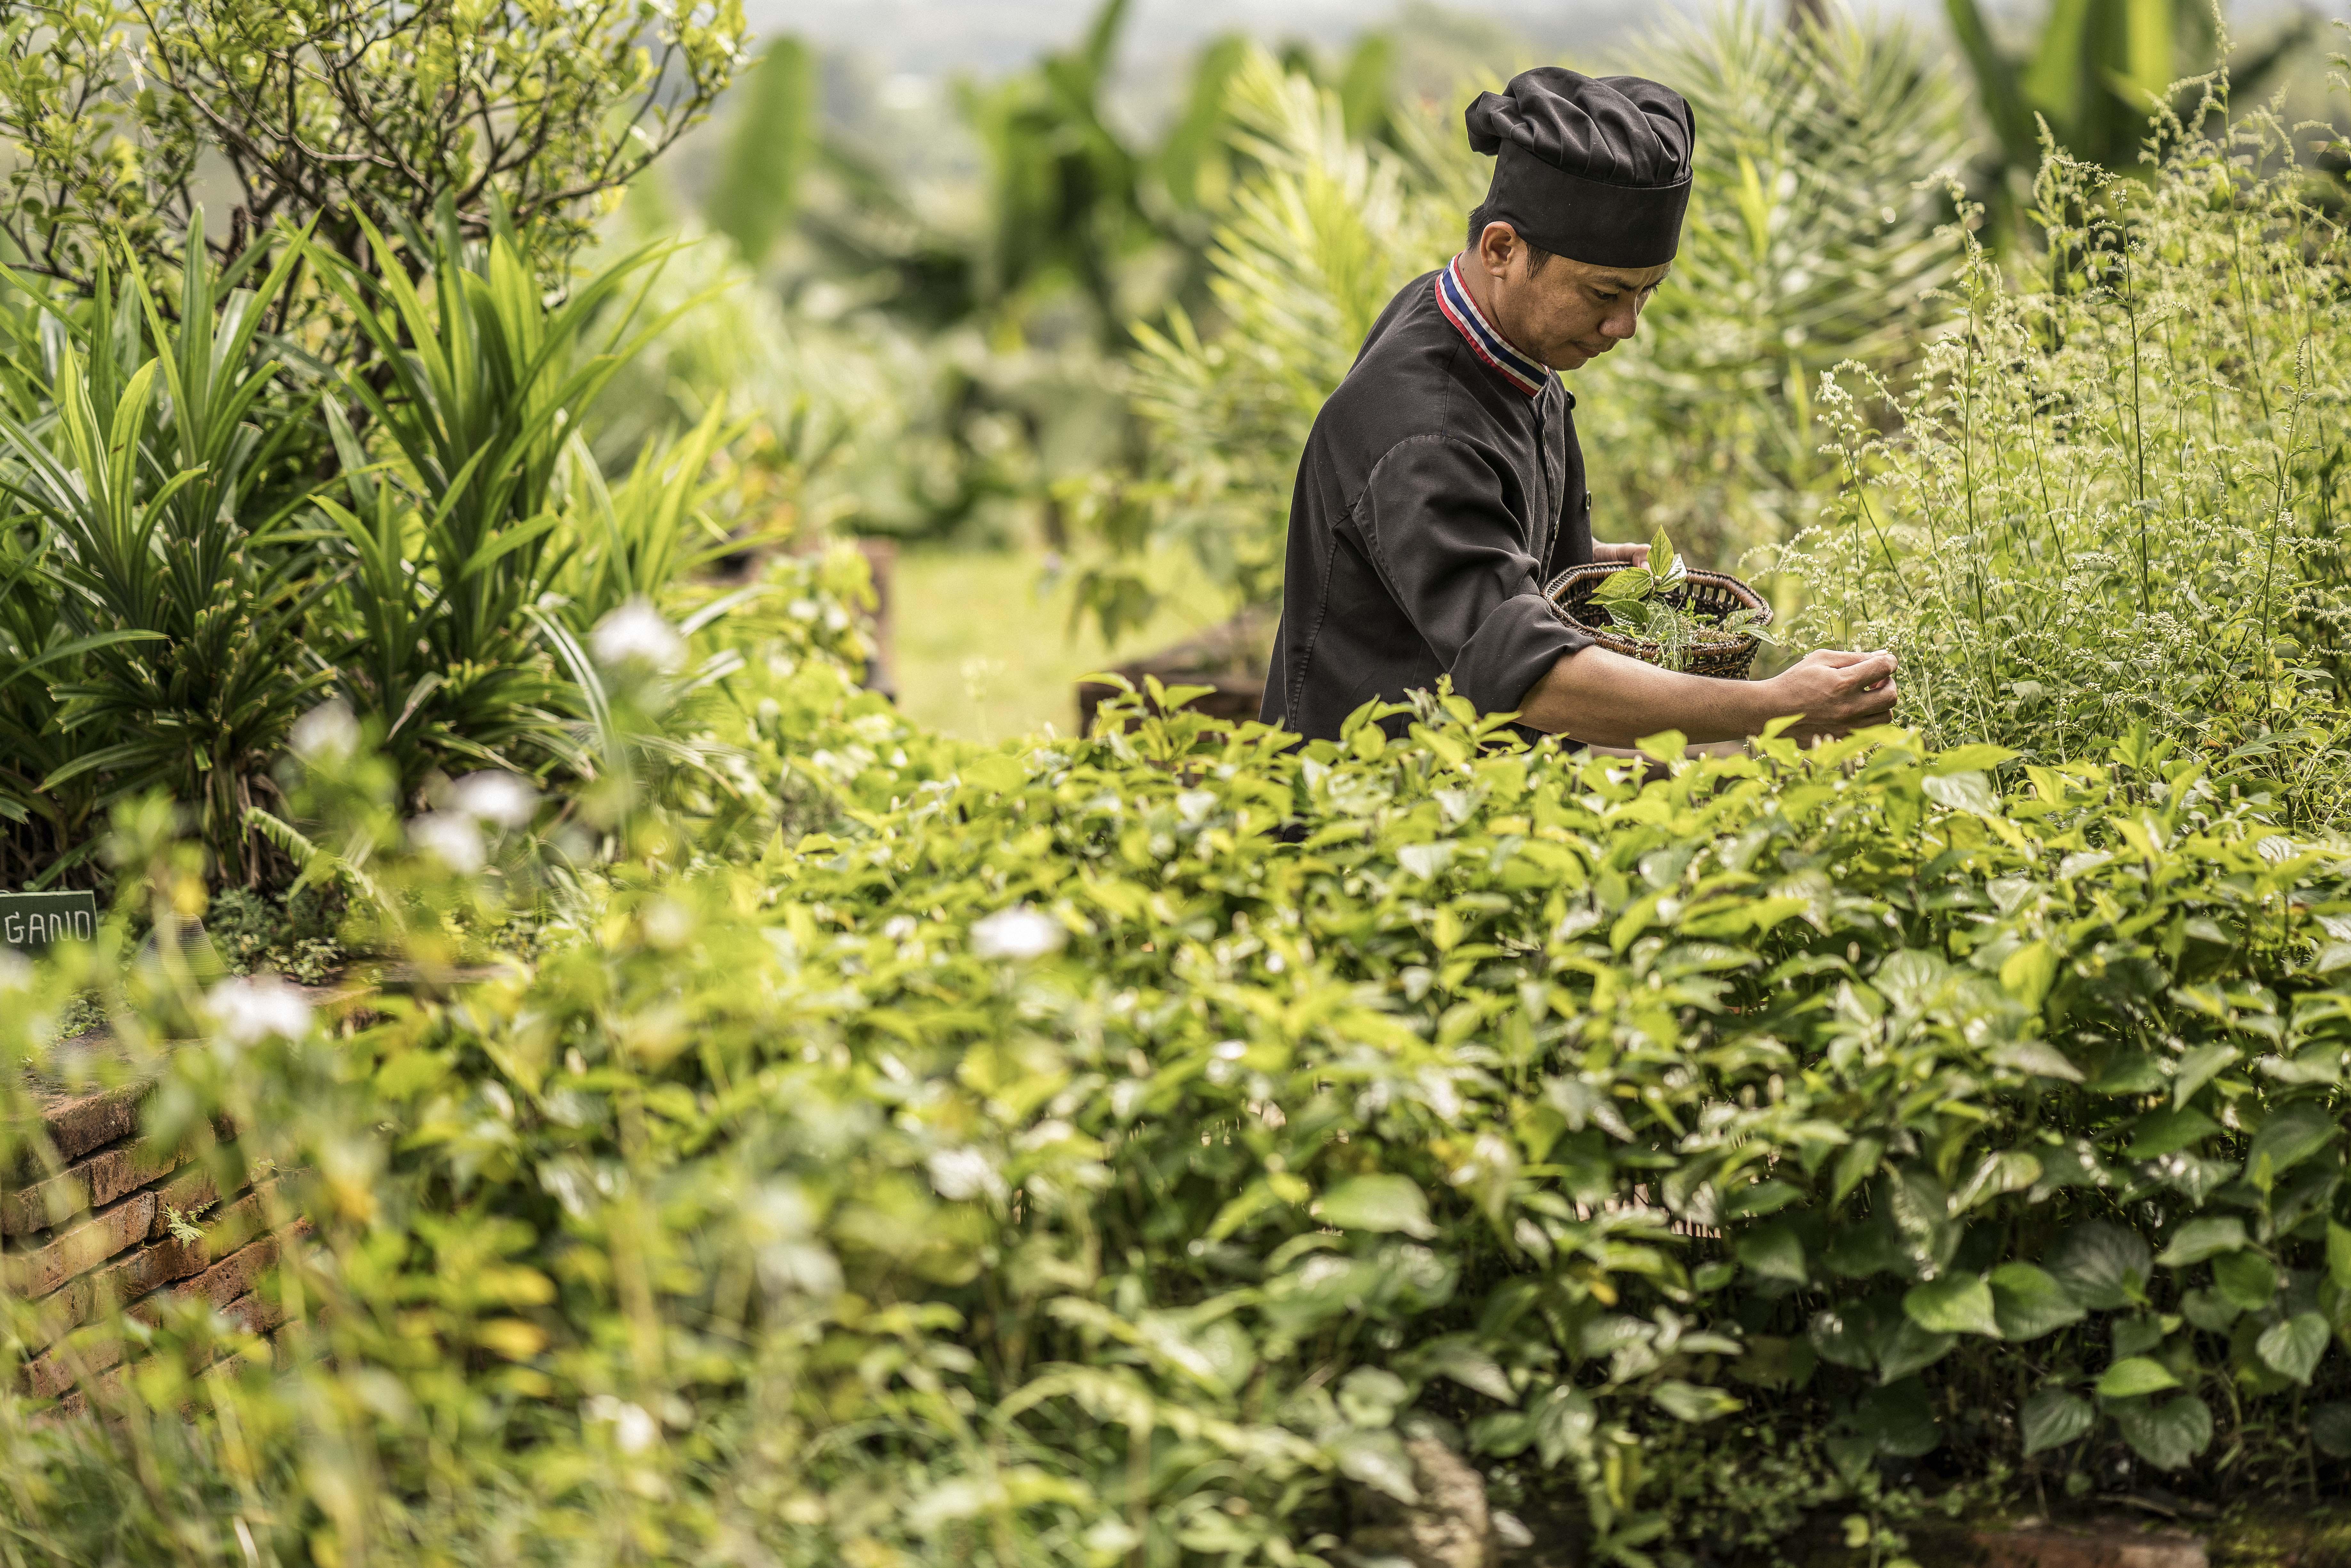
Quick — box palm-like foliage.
[306,205,696,789]
[1943,0,2313,225]
[957,0,1155,339]
[0,229,330,884]
[550,399,748,633]
[1112,48,1470,634]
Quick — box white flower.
[206,976,313,1045]
[591,599,686,673]
[408,811,485,872]
[584,1395,658,1455]
[289,701,359,765]
[927,1147,1006,1203]
[447,771,537,828]
[970,906,1064,962]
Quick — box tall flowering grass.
[1784,97,2351,826]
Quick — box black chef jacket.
[1258,259,1595,741]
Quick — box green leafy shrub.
[0,0,759,894]
[1785,100,2351,828]
[0,209,795,891]
[204,886,345,984]
[308,205,738,798]
[8,636,2351,1562]
[0,0,745,307]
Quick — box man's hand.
[1761,649,1899,744]
[1519,643,1897,749]
[1593,540,1651,567]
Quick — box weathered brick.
[6,1192,262,1356]
[2,1191,157,1298]
[35,1082,151,1164]
[185,1178,285,1263]
[218,1291,286,1338]
[146,1229,294,1319]
[22,1329,125,1401]
[0,1141,184,1237]
[36,1177,293,1337]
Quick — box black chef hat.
[1464,68,1694,269]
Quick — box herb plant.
[1784,96,2351,829]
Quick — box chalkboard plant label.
[0,890,99,954]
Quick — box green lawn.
[886,545,1239,742]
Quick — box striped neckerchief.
[1434,253,1551,398]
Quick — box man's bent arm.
[1516,644,1899,748]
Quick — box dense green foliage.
[5,6,2351,1563]
[0,0,768,892]
[0,211,777,889]
[8,616,2351,1562]
[0,234,333,886]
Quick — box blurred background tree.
[1944,0,2319,230]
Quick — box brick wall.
[4,1065,290,1413]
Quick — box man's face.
[1473,223,1669,372]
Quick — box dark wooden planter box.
[1074,608,1272,734]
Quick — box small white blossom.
[409,812,485,872]
[206,976,313,1045]
[289,701,359,765]
[927,1147,1006,1203]
[447,771,537,828]
[592,599,686,673]
[970,906,1064,962]
[584,1395,658,1454]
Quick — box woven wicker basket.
[1546,562,1772,680]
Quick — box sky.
[752,0,1682,77]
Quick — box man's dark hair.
[1465,206,1554,274]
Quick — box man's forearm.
[1514,644,1774,747]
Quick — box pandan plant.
[1589,527,1774,673]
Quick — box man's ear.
[1475,220,1519,275]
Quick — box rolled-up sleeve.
[1350,433,1593,716]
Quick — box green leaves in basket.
[1595,565,1655,605]
[1651,524,1687,589]
[1594,527,1690,614]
